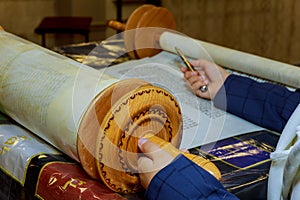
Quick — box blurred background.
[0,0,299,64]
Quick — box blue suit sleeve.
[145,154,238,200]
[213,74,300,132]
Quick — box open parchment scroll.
[0,30,183,193]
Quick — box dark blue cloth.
[214,74,300,132]
[145,155,238,200]
[145,75,300,199]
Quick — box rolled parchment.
[159,32,300,88]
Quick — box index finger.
[184,70,198,79]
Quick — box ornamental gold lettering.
[5,136,17,145]
[0,135,28,155]
[0,146,10,155]
[61,178,86,190]
[19,135,27,140]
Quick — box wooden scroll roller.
[77,78,184,194]
[78,77,221,193]
[108,4,176,59]
[143,133,221,180]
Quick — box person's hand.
[137,138,174,189]
[180,59,230,100]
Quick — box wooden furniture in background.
[35,16,92,47]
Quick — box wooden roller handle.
[0,26,4,31]
[107,20,126,31]
[143,134,222,180]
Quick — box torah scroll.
[0,30,183,193]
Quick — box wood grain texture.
[107,5,177,59]
[78,79,183,193]
[144,134,221,180]
[134,6,176,58]
[124,4,156,58]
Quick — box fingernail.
[138,138,148,148]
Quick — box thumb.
[137,138,159,174]
[137,137,175,189]
[138,138,162,160]
[137,156,154,174]
[138,137,174,172]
